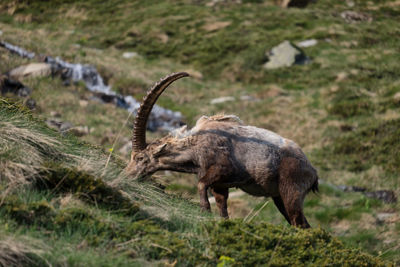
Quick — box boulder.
[9,63,51,79]
[263,41,310,69]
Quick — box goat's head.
[125,72,189,179]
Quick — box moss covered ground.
[1,0,399,265]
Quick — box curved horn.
[132,72,189,152]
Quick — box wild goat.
[125,72,318,228]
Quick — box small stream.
[1,40,184,132]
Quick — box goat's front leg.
[211,187,229,218]
[198,181,211,212]
[198,165,224,213]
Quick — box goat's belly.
[239,183,268,196]
[238,178,279,197]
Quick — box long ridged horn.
[132,72,189,152]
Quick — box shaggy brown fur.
[126,72,318,228]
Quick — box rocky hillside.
[1,0,399,265]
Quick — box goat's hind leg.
[278,157,311,228]
[279,186,310,228]
[272,196,291,225]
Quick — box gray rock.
[60,122,73,132]
[68,126,90,137]
[337,185,366,192]
[0,30,3,36]
[364,190,397,204]
[9,63,51,79]
[122,52,139,59]
[341,11,373,23]
[240,95,259,102]
[46,119,73,133]
[210,96,235,105]
[297,39,318,48]
[25,98,36,110]
[263,41,310,69]
[376,213,395,224]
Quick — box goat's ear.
[154,143,167,156]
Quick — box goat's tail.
[311,176,319,193]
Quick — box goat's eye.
[136,155,145,161]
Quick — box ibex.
[126,72,318,228]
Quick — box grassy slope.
[0,99,388,266]
[0,0,399,264]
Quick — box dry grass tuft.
[0,234,49,267]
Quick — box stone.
[25,98,36,110]
[393,92,400,103]
[68,126,90,137]
[60,122,73,132]
[341,11,373,23]
[376,213,396,224]
[202,21,231,32]
[336,72,348,82]
[240,95,259,102]
[157,33,169,44]
[264,41,310,69]
[122,52,139,59]
[45,119,73,132]
[337,185,366,192]
[297,39,318,48]
[210,96,235,105]
[79,99,89,107]
[346,0,355,7]
[9,63,51,79]
[50,111,61,118]
[364,190,397,204]
[0,30,3,36]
